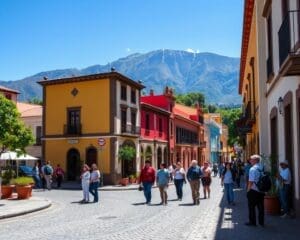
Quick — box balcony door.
[67,107,81,135]
[86,147,98,167]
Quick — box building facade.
[39,72,144,185]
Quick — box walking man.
[42,161,53,190]
[140,159,156,205]
[187,160,203,205]
[278,160,292,218]
[246,154,265,227]
[156,163,169,205]
[54,164,65,188]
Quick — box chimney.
[111,67,115,72]
[150,89,154,96]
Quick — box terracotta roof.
[239,0,255,94]
[17,102,42,117]
[37,71,145,90]
[0,85,20,94]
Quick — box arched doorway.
[157,147,162,167]
[121,140,136,177]
[86,147,98,167]
[67,148,81,181]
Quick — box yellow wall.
[45,138,111,174]
[45,79,110,135]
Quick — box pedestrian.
[156,163,170,205]
[278,160,292,218]
[89,163,100,203]
[218,162,225,178]
[245,154,265,227]
[201,162,212,199]
[42,161,53,190]
[212,163,218,177]
[168,164,174,182]
[221,162,235,205]
[32,162,41,188]
[54,164,65,188]
[139,159,156,205]
[80,164,90,203]
[234,160,243,188]
[244,160,251,189]
[173,161,186,201]
[187,160,202,205]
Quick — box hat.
[250,154,261,161]
[280,160,289,166]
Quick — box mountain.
[0,50,241,104]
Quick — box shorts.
[202,177,211,186]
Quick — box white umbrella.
[0,151,38,177]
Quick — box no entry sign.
[98,138,106,146]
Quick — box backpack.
[44,165,53,175]
[256,170,272,192]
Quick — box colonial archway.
[121,140,136,177]
[146,146,153,163]
[86,146,98,167]
[67,148,81,181]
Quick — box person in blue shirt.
[187,160,203,205]
[156,163,170,205]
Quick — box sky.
[0,0,244,81]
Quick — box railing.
[278,10,300,66]
[121,124,140,135]
[64,124,82,135]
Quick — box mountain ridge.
[0,49,241,104]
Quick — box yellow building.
[38,72,144,184]
[237,0,260,160]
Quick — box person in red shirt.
[140,160,156,204]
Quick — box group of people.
[139,159,212,205]
[32,161,65,190]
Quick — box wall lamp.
[278,97,284,115]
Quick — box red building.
[141,87,205,170]
[140,89,172,170]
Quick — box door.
[86,147,98,167]
[67,148,81,181]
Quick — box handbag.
[138,185,144,191]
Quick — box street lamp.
[278,97,284,115]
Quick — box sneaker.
[280,213,289,219]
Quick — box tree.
[27,97,43,105]
[217,108,242,146]
[176,92,205,107]
[0,94,34,153]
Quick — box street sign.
[98,138,106,146]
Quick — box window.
[67,108,81,135]
[281,0,289,20]
[131,89,136,104]
[131,111,136,133]
[266,12,274,78]
[5,93,11,100]
[121,108,127,132]
[36,126,42,145]
[121,85,127,101]
[158,118,163,136]
[145,113,150,131]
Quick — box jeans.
[174,179,184,199]
[32,175,41,188]
[279,184,291,214]
[247,189,264,225]
[89,182,99,202]
[56,175,63,188]
[142,182,153,203]
[224,183,234,204]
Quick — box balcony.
[64,124,82,136]
[278,10,300,76]
[244,101,255,126]
[121,124,140,135]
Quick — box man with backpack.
[42,161,53,190]
[245,154,265,227]
[187,160,203,205]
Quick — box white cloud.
[186,48,200,54]
[126,48,131,52]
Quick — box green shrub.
[1,169,16,185]
[10,177,34,186]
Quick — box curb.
[0,200,52,220]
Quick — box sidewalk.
[0,195,51,220]
[212,184,300,240]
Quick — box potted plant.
[11,176,34,199]
[129,174,137,184]
[118,145,136,186]
[0,168,16,199]
[261,154,280,215]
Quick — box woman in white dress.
[81,164,90,203]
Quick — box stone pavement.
[0,177,299,240]
[0,195,51,219]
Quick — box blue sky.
[0,0,243,80]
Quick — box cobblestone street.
[1,178,299,240]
